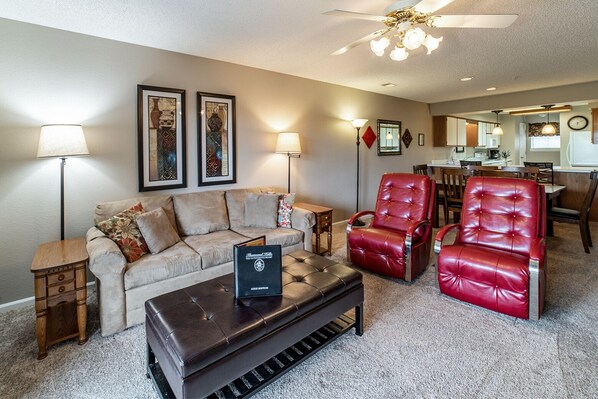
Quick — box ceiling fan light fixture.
[390,46,409,61]
[423,34,443,54]
[370,37,390,55]
[403,27,426,50]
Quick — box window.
[530,135,560,150]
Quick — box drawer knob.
[58,274,65,281]
[59,286,65,293]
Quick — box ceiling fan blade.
[331,29,389,56]
[323,10,389,22]
[384,0,453,15]
[432,14,518,28]
[413,0,455,13]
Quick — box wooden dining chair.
[465,165,499,176]
[500,166,540,181]
[459,160,482,167]
[477,169,522,178]
[547,171,598,253]
[524,162,554,184]
[413,164,430,176]
[441,167,474,224]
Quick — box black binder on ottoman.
[234,236,282,298]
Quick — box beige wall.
[0,18,445,305]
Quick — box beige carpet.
[1,221,597,398]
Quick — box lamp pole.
[351,119,368,218]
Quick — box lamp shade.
[351,119,368,129]
[275,132,301,154]
[492,125,504,135]
[37,125,89,158]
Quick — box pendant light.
[491,110,504,135]
[541,105,556,134]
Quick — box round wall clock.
[567,115,589,130]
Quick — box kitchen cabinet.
[433,116,467,147]
[592,108,598,144]
[466,121,478,147]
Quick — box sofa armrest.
[291,206,316,252]
[86,227,127,336]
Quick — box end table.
[294,202,333,256]
[30,237,88,360]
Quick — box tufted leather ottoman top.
[145,250,362,379]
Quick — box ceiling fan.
[324,0,518,61]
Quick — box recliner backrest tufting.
[459,176,545,256]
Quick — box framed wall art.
[418,133,425,146]
[137,85,186,192]
[197,92,236,186]
[377,119,402,156]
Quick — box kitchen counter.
[428,163,597,173]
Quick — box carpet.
[1,222,597,399]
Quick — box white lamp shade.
[370,37,390,56]
[37,125,89,158]
[275,132,302,154]
[403,28,426,50]
[423,35,443,54]
[492,125,504,135]
[541,123,556,135]
[390,46,409,61]
[351,119,368,129]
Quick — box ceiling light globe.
[403,28,426,50]
[370,37,390,55]
[389,46,409,61]
[423,35,443,54]
[492,126,504,135]
[542,123,556,135]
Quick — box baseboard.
[0,281,96,313]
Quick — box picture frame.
[377,119,402,156]
[455,146,465,153]
[137,85,186,192]
[197,92,236,186]
[418,133,425,146]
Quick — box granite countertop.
[427,162,597,173]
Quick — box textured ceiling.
[1,0,597,104]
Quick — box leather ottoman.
[145,250,364,398]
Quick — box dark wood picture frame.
[137,85,187,192]
[197,92,237,186]
[455,146,465,153]
[418,133,425,146]
[377,119,402,156]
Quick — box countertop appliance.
[567,131,598,167]
[489,149,500,159]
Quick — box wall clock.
[567,115,589,130]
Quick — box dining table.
[543,183,566,236]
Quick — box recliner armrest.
[348,210,374,226]
[434,223,461,255]
[405,219,430,248]
[529,237,546,267]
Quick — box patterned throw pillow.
[277,193,296,228]
[96,202,149,263]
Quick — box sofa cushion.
[182,230,249,270]
[233,226,303,248]
[124,241,202,290]
[136,207,181,254]
[244,193,279,228]
[225,188,263,230]
[96,202,149,263]
[173,191,229,236]
[94,196,178,234]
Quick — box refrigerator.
[567,131,598,167]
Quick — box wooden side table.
[294,202,333,256]
[30,237,88,360]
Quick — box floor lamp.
[37,125,90,241]
[275,132,302,193]
[351,119,368,225]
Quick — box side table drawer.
[47,280,75,297]
[316,212,332,233]
[47,270,74,285]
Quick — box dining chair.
[413,164,430,176]
[441,167,474,224]
[547,171,598,253]
[459,160,482,167]
[524,161,554,184]
[500,166,540,181]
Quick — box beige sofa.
[86,188,316,336]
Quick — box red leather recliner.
[434,177,546,320]
[347,173,435,282]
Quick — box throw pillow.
[96,202,149,263]
[277,193,296,228]
[135,207,181,254]
[244,193,279,228]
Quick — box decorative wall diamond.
[362,126,376,149]
[402,128,413,148]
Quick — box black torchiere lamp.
[37,124,90,241]
[351,119,368,225]
[275,132,302,193]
